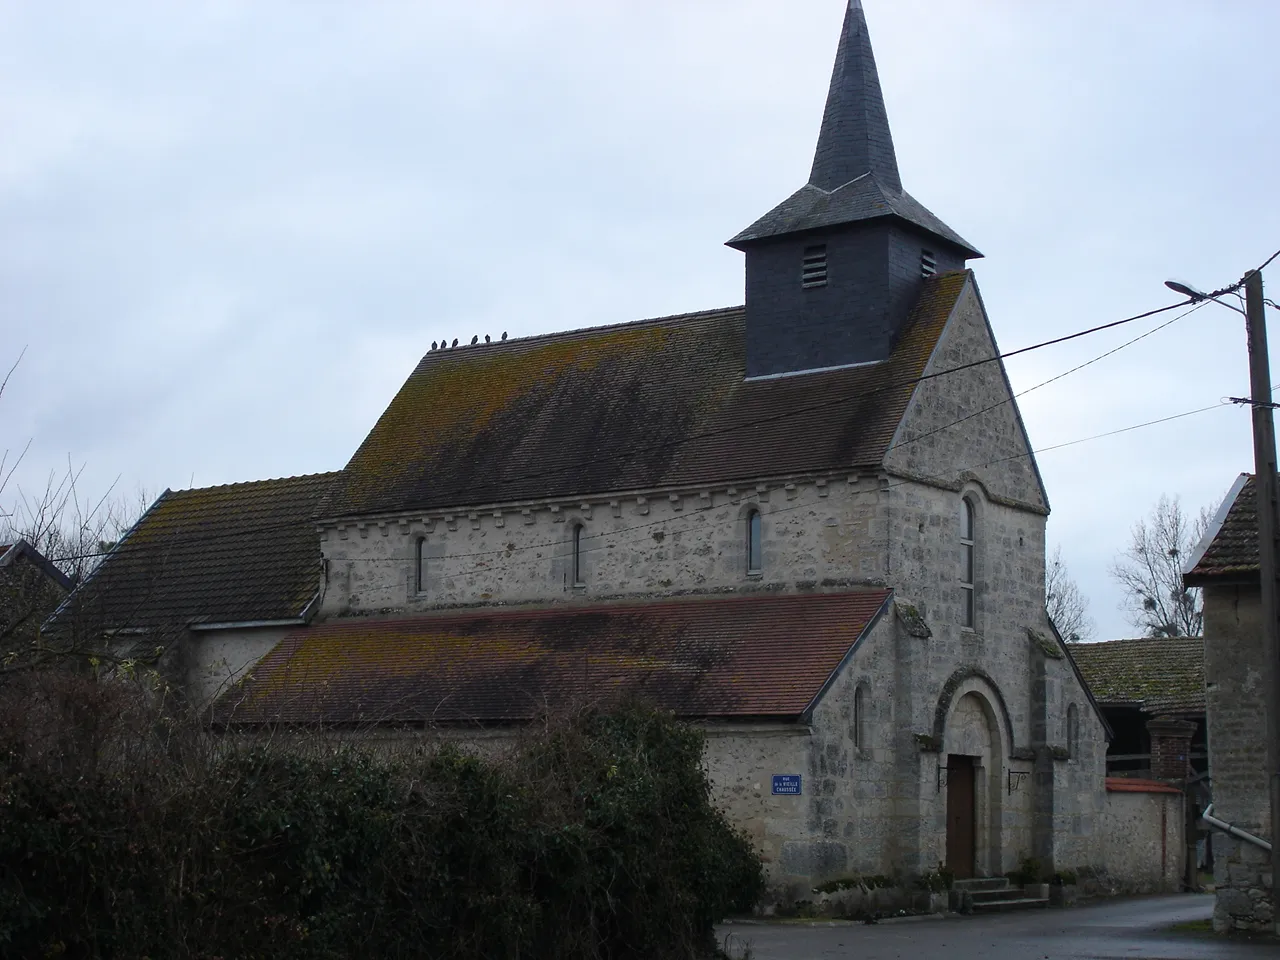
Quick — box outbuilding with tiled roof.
[1182,473,1276,929]
[1069,636,1207,780]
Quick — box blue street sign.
[772,775,802,795]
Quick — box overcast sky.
[3,1,1279,640]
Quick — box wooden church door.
[945,755,976,878]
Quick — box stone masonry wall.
[1100,784,1185,892]
[1203,583,1274,933]
[881,278,1106,878]
[318,475,889,616]
[186,626,292,706]
[297,273,1115,891]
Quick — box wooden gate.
[946,754,976,878]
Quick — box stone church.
[54,1,1110,894]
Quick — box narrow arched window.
[959,498,975,628]
[571,523,585,586]
[854,685,867,752]
[415,537,427,595]
[746,509,762,574]
[1067,703,1080,759]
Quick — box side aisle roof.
[213,590,894,727]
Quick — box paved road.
[717,895,1274,960]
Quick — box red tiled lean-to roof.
[319,273,971,520]
[213,589,893,726]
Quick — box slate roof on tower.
[319,271,972,521]
[727,0,979,255]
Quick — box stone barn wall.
[1101,778,1185,892]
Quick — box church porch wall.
[803,615,903,880]
[1047,677,1108,873]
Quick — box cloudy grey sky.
[3,1,1278,640]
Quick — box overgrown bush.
[0,676,762,959]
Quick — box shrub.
[0,678,762,959]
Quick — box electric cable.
[41,246,1280,568]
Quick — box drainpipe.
[1200,804,1272,853]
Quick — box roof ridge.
[419,304,746,360]
[166,471,340,498]
[1071,636,1204,646]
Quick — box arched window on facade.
[571,523,585,586]
[853,684,867,753]
[415,537,427,595]
[746,509,762,575]
[960,497,976,628]
[1067,703,1080,759]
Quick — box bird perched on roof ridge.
[431,341,437,350]
[471,335,478,345]
[484,334,490,343]
[451,338,458,348]
[501,331,508,340]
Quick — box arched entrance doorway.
[939,681,1008,878]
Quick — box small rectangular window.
[959,499,975,628]
[802,244,828,288]
[747,510,762,574]
[572,524,585,586]
[415,537,428,595]
[921,249,937,279]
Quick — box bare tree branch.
[1046,544,1095,642]
[1109,494,1210,637]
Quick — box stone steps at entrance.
[952,877,1009,893]
[971,896,1050,913]
[951,878,1050,914]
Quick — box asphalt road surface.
[717,895,1275,960]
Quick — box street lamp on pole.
[1164,279,1247,316]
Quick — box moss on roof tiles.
[323,273,970,519]
[52,472,338,632]
[215,590,893,726]
[1186,475,1260,582]
[1068,636,1204,716]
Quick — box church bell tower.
[728,0,981,379]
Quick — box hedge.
[0,681,762,960]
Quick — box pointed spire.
[809,0,901,193]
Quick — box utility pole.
[1244,267,1280,930]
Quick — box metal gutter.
[1201,803,1272,852]
[189,618,308,632]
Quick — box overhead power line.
[45,243,1280,569]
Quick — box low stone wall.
[1100,778,1184,892]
